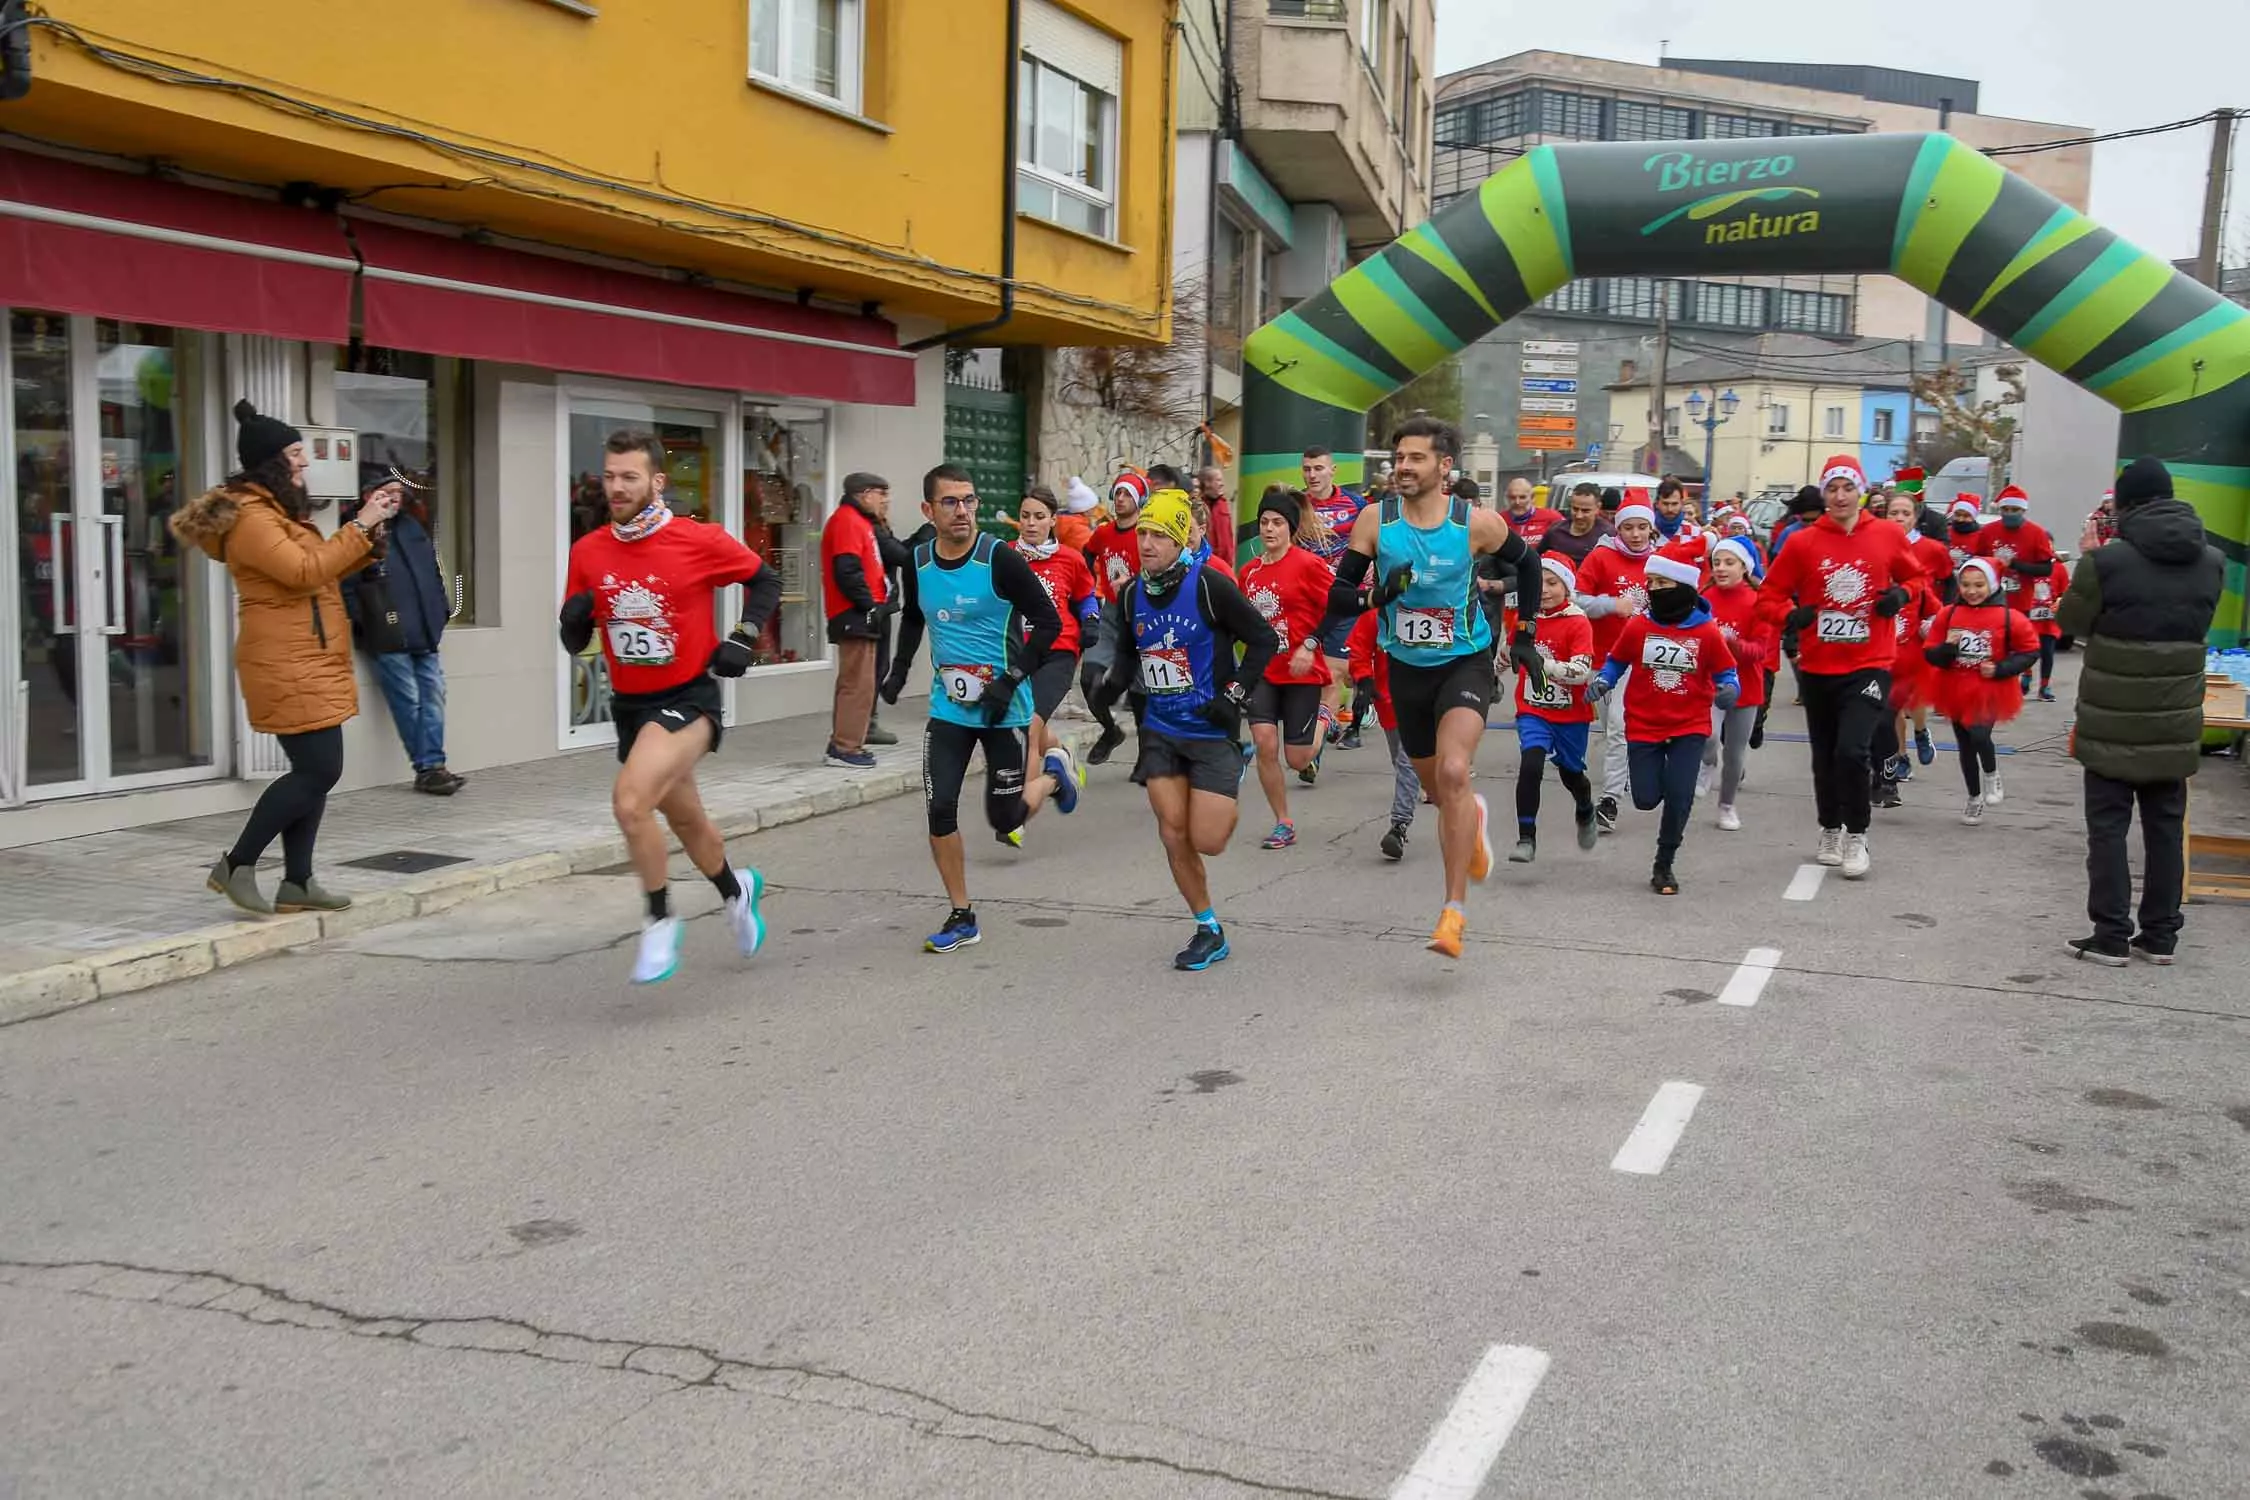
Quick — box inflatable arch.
[1240,133,2250,645]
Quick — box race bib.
[1815,611,1870,644]
[1140,647,1195,695]
[1525,677,1574,710]
[1394,608,1456,648]
[939,662,994,704]
[1950,630,1992,661]
[606,619,672,665]
[1641,634,1697,674]
[2029,607,2054,622]
[2001,575,2021,592]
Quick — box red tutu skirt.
[1927,667,2024,729]
[1888,635,1932,712]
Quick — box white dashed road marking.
[1783,864,1826,901]
[1610,1082,1705,1175]
[1389,1344,1552,1500]
[1718,947,1784,1008]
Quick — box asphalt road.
[4,672,2247,1499]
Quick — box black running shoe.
[1379,823,1408,861]
[2128,935,2177,966]
[1338,725,1363,750]
[1086,724,1126,766]
[2066,935,2128,968]
[1595,796,1619,833]
[1175,924,1230,971]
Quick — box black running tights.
[1955,721,1998,798]
[1515,747,1593,832]
[228,726,345,885]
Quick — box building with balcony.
[0,0,1180,843]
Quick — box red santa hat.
[1645,552,1703,588]
[1615,502,1658,529]
[1819,454,1866,492]
[1949,497,1983,519]
[1539,553,1578,592]
[1958,557,2002,594]
[1995,484,2030,510]
[1110,471,1150,505]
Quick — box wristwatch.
[1300,636,1321,653]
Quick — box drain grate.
[338,849,471,875]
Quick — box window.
[1708,113,1780,139]
[1784,121,1836,137]
[1210,213,1248,372]
[1359,0,1387,72]
[1664,406,1682,442]
[1538,90,1605,140]
[1821,406,1844,438]
[1872,408,1896,443]
[1689,281,1765,329]
[741,403,832,669]
[1537,280,1597,315]
[1914,411,1940,441]
[1017,6,1122,240]
[1767,403,1791,435]
[1772,288,1851,335]
[334,348,479,625]
[1611,100,1694,140]
[1604,276,1681,322]
[750,0,863,112]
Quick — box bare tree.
[1047,276,1210,473]
[1909,361,2026,489]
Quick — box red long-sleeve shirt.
[1756,514,1925,675]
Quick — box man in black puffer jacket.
[2055,457,2224,966]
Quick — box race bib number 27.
[1641,635,1697,674]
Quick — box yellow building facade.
[0,0,1180,841]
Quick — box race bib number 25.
[606,619,671,665]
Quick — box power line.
[1982,108,2245,158]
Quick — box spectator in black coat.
[344,480,462,795]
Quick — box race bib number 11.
[1140,648,1195,695]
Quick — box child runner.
[1586,549,1739,894]
[1921,558,2039,825]
[1699,536,1771,831]
[1346,608,1421,860]
[1573,501,1661,831]
[2019,560,2066,702]
[1237,488,1337,849]
[1012,487,1100,775]
[1972,485,2058,695]
[1508,553,1599,862]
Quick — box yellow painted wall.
[11,0,1176,343]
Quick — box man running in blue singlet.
[1322,417,1548,959]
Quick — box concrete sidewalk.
[0,704,1110,1022]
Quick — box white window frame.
[1822,405,1845,438]
[1360,0,1388,71]
[1872,408,1896,443]
[1016,55,1119,240]
[1663,406,1681,442]
[748,0,865,115]
[1767,403,1791,435]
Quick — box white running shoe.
[1840,832,1871,880]
[632,916,683,984]
[1696,762,1715,797]
[1717,803,1742,831]
[1985,770,2005,807]
[724,869,767,958]
[1962,797,1986,827]
[1816,826,1845,866]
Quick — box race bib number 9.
[1815,611,1870,644]
[1140,647,1195,695]
[1393,608,1456,648]
[1641,635,1697,674]
[939,663,994,704]
[606,619,672,666]
[1950,630,1992,661]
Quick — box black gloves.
[558,590,596,654]
[1924,641,1963,668]
[1199,682,1248,739]
[707,630,758,678]
[1873,585,1911,618]
[980,668,1027,725]
[1370,563,1415,610]
[1508,629,1547,694]
[865,599,901,632]
[1781,604,1819,633]
[879,669,907,705]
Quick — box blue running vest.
[1130,557,1225,741]
[1376,495,1492,667]
[917,534,1031,728]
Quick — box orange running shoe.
[1468,792,1493,883]
[1428,907,1465,958]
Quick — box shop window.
[741,403,832,669]
[334,349,479,625]
[750,0,864,113]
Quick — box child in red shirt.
[1587,551,1739,894]
[1921,558,2041,824]
[1699,537,1772,831]
[1346,609,1423,861]
[1509,554,1599,862]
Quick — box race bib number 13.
[1815,611,1870,644]
[1393,608,1456,647]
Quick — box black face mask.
[2002,513,2026,530]
[1950,517,1980,535]
[1648,586,1698,625]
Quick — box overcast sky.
[1434,0,2249,264]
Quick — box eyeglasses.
[932,494,980,512]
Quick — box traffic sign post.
[1520,415,1577,434]
[1521,396,1577,414]
[1521,358,1581,375]
[1521,378,1579,394]
[1517,433,1576,451]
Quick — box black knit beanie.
[233,399,303,472]
[1257,488,1303,533]
[2113,456,2172,509]
[1788,485,1823,517]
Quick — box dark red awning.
[351,220,915,406]
[0,148,354,342]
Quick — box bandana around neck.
[1018,536,1060,561]
[612,496,673,543]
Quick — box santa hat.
[1891,465,1926,496]
[1958,557,2002,594]
[1712,536,1763,579]
[1111,472,1150,504]
[1819,454,1866,491]
[1948,497,1982,519]
[1995,485,2030,511]
[1645,552,1702,588]
[1539,554,1578,591]
[1615,502,1658,529]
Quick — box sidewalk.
[0,704,1110,1022]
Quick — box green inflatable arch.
[1241,132,2250,646]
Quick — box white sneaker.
[1840,832,1871,879]
[631,916,683,984]
[1696,762,1715,797]
[1985,771,2005,807]
[1717,803,1742,831]
[723,869,767,958]
[1962,797,1986,827]
[1816,827,1845,866]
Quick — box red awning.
[352,221,916,407]
[0,148,354,342]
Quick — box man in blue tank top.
[1322,418,1549,960]
[882,464,1072,956]
[1090,491,1279,971]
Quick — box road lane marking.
[1390,1344,1552,1500]
[1718,947,1783,1008]
[1783,864,1826,901]
[1610,1082,1705,1175]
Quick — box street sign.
[1520,396,1578,414]
[1520,415,1578,434]
[1523,339,1581,356]
[1518,433,1577,451]
[1586,442,1604,461]
[1521,378,1579,394]
[1522,358,1580,375]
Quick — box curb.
[0,725,1118,1027]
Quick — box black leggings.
[1955,722,1998,797]
[228,726,345,885]
[1515,747,1593,833]
[922,718,1028,838]
[2036,636,2057,685]
[1800,668,1888,834]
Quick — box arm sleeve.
[736,565,785,638]
[1323,547,1373,630]
[227,508,374,594]
[1756,545,1805,628]
[890,562,925,678]
[830,552,877,613]
[2054,552,2101,637]
[876,528,912,573]
[1497,527,1542,631]
[1102,591,1141,692]
[991,543,1061,671]
[1205,570,1280,687]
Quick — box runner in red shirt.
[1974,485,2064,700]
[1013,487,1099,772]
[1700,537,1773,831]
[1300,445,1369,737]
[1572,501,1661,830]
[1586,551,1739,895]
[1499,475,1560,547]
[1508,554,1599,862]
[1078,472,1147,764]
[1236,489,1336,848]
[1755,453,1925,879]
[1921,558,2041,825]
[560,430,785,985]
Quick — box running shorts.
[1130,730,1244,799]
[610,676,724,764]
[1386,653,1498,761]
[1317,612,1360,660]
[1029,651,1079,722]
[1247,679,1323,747]
[1517,712,1589,774]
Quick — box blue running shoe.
[1045,746,1079,814]
[1260,821,1297,850]
[1914,726,1936,765]
[925,908,980,954]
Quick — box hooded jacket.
[2056,498,2224,782]
[170,482,374,736]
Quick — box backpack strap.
[1380,495,1402,525]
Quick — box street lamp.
[1683,387,1741,496]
